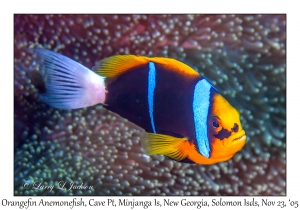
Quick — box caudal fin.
[33,48,106,110]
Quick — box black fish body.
[33,48,246,165]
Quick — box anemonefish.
[32,48,246,165]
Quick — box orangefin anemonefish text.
[33,48,246,164]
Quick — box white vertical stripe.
[148,62,156,133]
[193,79,211,158]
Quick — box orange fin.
[92,55,200,78]
[141,133,191,161]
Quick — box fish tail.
[33,48,106,110]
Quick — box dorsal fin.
[92,55,200,78]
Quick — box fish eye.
[212,121,219,128]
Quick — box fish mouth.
[233,134,246,142]
[231,130,246,143]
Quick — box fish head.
[207,93,246,160]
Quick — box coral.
[14,14,286,195]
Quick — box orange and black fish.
[33,48,246,164]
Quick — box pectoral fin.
[141,133,192,161]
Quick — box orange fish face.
[207,94,246,161]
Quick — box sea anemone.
[14,14,286,195]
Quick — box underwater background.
[14,14,286,196]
